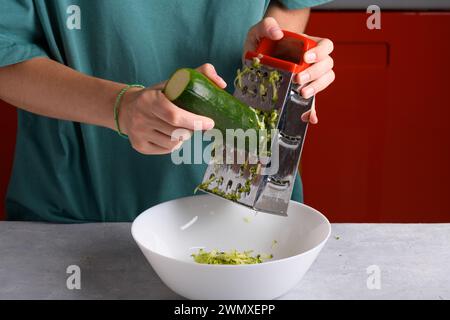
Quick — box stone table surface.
[0,222,449,300]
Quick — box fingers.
[131,139,178,155]
[303,37,334,64]
[255,17,283,40]
[295,56,334,86]
[150,91,215,131]
[130,129,186,155]
[294,37,335,100]
[300,69,335,99]
[196,63,227,89]
[152,81,166,91]
[150,118,192,140]
[301,99,318,124]
[146,130,183,150]
[301,109,318,124]
[244,17,283,55]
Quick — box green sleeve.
[277,0,333,10]
[0,0,48,67]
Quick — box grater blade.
[198,31,316,216]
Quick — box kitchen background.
[1,1,449,222]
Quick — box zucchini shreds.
[194,175,216,194]
[267,109,278,130]
[234,57,283,105]
[268,71,281,103]
[271,240,278,249]
[234,68,243,89]
[252,57,261,69]
[191,248,273,265]
[250,107,266,130]
[234,67,251,89]
[259,83,268,97]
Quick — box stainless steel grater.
[198,31,317,216]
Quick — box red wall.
[0,100,16,220]
[301,11,450,222]
[1,11,450,222]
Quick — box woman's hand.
[244,17,335,124]
[120,64,227,155]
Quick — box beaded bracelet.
[114,84,145,138]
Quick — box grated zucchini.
[191,248,273,265]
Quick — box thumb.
[244,17,283,61]
[255,17,283,40]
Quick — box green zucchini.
[163,68,264,133]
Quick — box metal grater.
[199,31,317,216]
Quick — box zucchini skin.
[164,68,261,133]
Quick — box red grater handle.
[245,30,317,74]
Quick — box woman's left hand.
[244,17,335,124]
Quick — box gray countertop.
[0,222,449,300]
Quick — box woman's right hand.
[119,64,227,155]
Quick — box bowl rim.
[131,194,331,269]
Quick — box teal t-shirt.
[0,0,330,222]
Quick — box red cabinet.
[302,12,450,222]
[0,100,16,220]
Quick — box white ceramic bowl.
[131,194,330,300]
